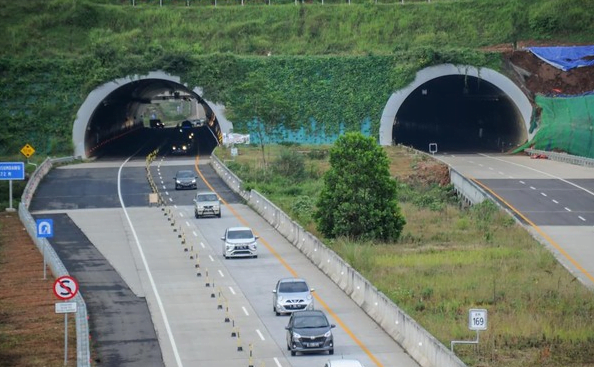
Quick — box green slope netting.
[519,94,594,158]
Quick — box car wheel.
[275,307,280,316]
[194,211,199,219]
[287,342,291,351]
[290,350,296,356]
[329,348,334,355]
[217,212,221,218]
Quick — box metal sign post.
[36,219,54,280]
[451,308,487,352]
[53,277,79,366]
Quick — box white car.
[193,191,221,218]
[273,278,314,316]
[221,227,258,259]
[324,359,365,367]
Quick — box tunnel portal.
[73,72,225,159]
[380,64,533,153]
[395,75,524,152]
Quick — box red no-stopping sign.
[53,276,79,300]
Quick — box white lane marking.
[229,286,236,295]
[117,157,184,367]
[519,181,525,185]
[218,269,224,277]
[185,221,190,226]
[509,176,514,179]
[498,171,504,175]
[479,164,484,167]
[480,153,594,196]
[169,197,173,202]
[273,357,282,367]
[208,255,214,262]
[192,231,198,237]
[530,186,536,190]
[242,306,249,316]
[162,185,166,189]
[179,213,183,217]
[579,216,586,221]
[488,167,494,170]
[165,191,170,195]
[552,199,559,204]
[565,207,572,212]
[200,242,205,249]
[469,160,474,164]
[541,192,547,197]
[256,329,265,341]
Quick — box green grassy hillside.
[0,0,592,157]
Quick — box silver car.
[194,191,221,218]
[221,227,258,259]
[273,278,314,316]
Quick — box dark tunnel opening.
[83,78,221,159]
[393,75,525,153]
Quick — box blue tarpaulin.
[528,46,594,71]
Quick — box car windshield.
[227,230,254,240]
[177,171,194,178]
[294,315,328,328]
[279,281,309,293]
[197,194,218,202]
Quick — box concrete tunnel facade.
[73,66,533,158]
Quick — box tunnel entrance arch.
[73,71,231,159]
[379,64,533,152]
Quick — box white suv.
[193,191,221,218]
[221,227,258,259]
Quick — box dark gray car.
[174,170,197,190]
[285,310,335,356]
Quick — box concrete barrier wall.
[19,157,91,367]
[450,168,489,205]
[211,155,467,367]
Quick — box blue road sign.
[0,162,25,180]
[36,219,54,238]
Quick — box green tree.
[314,132,406,241]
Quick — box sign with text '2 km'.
[53,276,79,301]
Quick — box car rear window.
[177,171,194,178]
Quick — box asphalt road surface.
[30,154,421,367]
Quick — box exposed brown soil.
[493,41,594,97]
[0,212,76,367]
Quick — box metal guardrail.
[19,156,91,367]
[525,148,594,168]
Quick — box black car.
[174,170,197,190]
[285,310,335,356]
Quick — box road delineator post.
[231,319,237,337]
[248,344,254,367]
[236,328,243,351]
[205,269,210,287]
[225,302,230,322]
[217,288,223,309]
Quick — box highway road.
[436,152,594,289]
[30,154,421,367]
